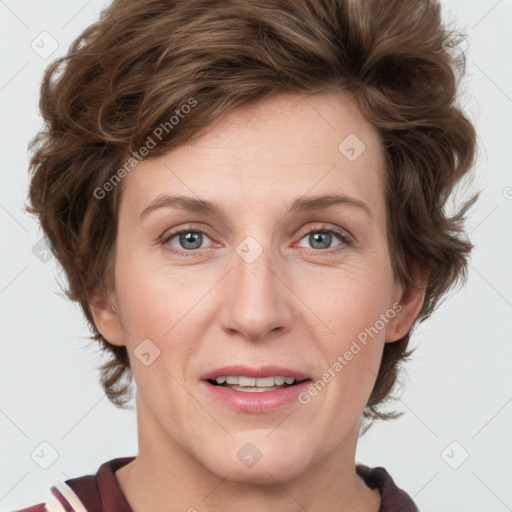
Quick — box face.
[92,91,423,484]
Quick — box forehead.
[120,91,386,217]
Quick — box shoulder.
[356,463,419,512]
[10,457,135,512]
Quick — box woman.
[18,0,476,510]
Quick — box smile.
[208,375,305,392]
[200,366,313,412]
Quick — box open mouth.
[206,376,310,393]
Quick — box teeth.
[214,376,297,387]
[254,376,274,387]
[239,376,256,386]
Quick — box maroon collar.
[356,464,418,512]
[66,457,135,512]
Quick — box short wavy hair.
[27,0,477,423]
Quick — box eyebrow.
[139,193,372,219]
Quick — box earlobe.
[385,279,426,343]
[89,291,126,347]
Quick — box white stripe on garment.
[44,490,66,512]
[47,482,89,512]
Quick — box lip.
[200,378,312,413]
[200,365,312,413]
[200,364,311,381]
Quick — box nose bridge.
[220,235,291,340]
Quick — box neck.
[116,399,381,512]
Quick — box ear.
[385,271,427,343]
[89,288,126,347]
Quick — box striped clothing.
[13,458,418,511]
[13,458,134,512]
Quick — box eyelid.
[161,224,218,249]
[295,224,353,243]
[162,224,212,241]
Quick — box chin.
[219,458,308,485]
[200,438,312,485]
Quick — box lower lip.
[201,380,311,413]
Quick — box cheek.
[115,249,201,334]
[304,263,395,392]
[308,262,394,337]
[113,253,219,388]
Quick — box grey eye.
[172,231,206,250]
[308,232,333,249]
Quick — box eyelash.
[161,225,353,258]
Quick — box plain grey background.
[1,0,511,510]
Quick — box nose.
[217,238,295,342]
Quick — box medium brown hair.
[27,0,477,423]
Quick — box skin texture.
[91,91,425,512]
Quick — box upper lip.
[200,365,311,381]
